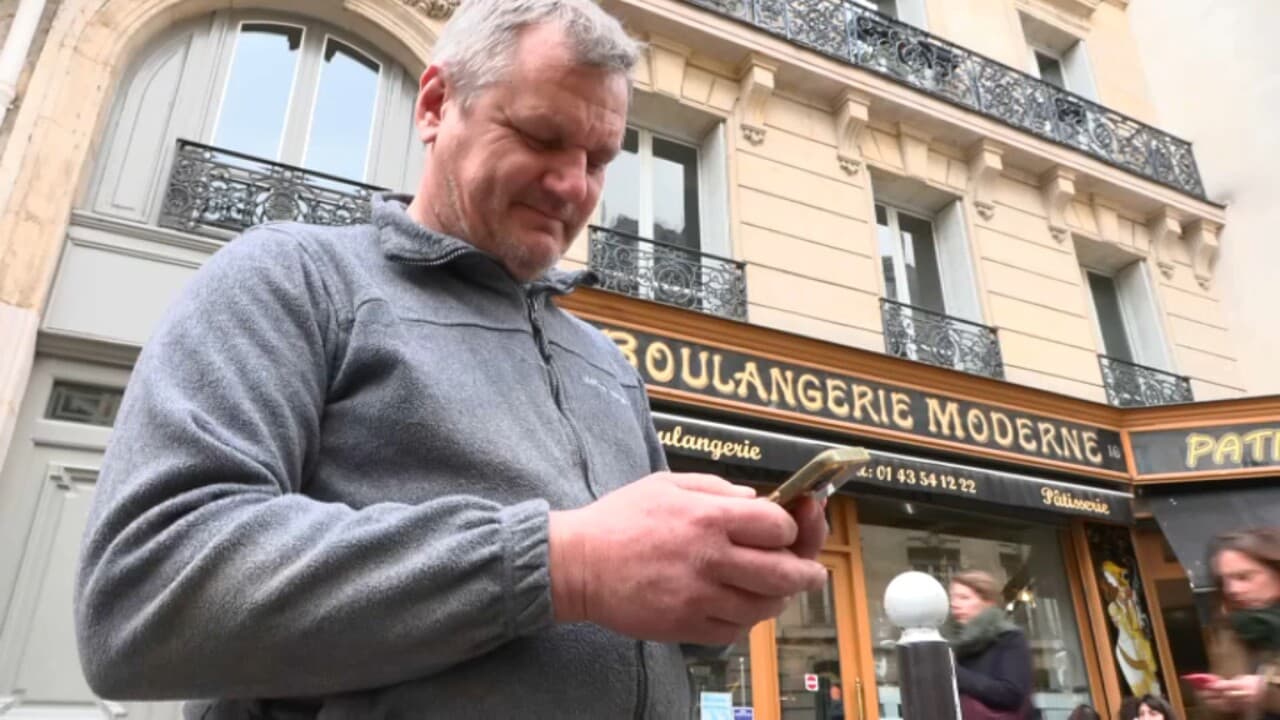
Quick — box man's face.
[412,23,629,281]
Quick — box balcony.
[681,0,1206,199]
[158,139,384,238]
[587,226,749,321]
[1098,355,1193,407]
[881,298,1004,379]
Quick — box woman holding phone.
[1193,527,1280,720]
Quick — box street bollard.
[884,571,961,720]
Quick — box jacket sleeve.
[955,632,1034,711]
[74,228,554,701]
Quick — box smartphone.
[767,447,871,507]
[1181,673,1219,690]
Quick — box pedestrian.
[71,0,829,717]
[1117,694,1178,720]
[948,570,1038,719]
[1194,527,1280,720]
[1068,704,1100,720]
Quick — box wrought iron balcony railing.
[881,298,1004,379]
[683,0,1206,200]
[588,226,748,321]
[1098,355,1193,407]
[158,140,385,237]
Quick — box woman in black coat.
[948,570,1037,719]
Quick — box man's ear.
[415,64,448,145]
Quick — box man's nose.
[543,150,589,208]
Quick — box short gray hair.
[432,0,641,102]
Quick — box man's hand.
[549,473,829,645]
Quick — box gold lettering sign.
[657,425,764,463]
[1185,428,1280,469]
[599,326,1126,472]
[1040,487,1112,516]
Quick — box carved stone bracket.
[1186,220,1222,289]
[647,35,690,99]
[399,0,460,20]
[899,123,933,183]
[1148,208,1184,279]
[1040,166,1077,243]
[738,56,777,146]
[833,90,871,176]
[967,139,1004,221]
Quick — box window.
[44,382,124,427]
[1020,14,1097,100]
[304,38,382,179]
[1087,271,1135,363]
[213,23,303,161]
[877,204,945,314]
[858,497,1094,719]
[85,11,424,227]
[214,22,383,179]
[1034,49,1067,90]
[853,0,928,27]
[601,127,701,251]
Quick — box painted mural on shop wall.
[597,324,1128,474]
[1131,421,1280,475]
[1086,524,1164,698]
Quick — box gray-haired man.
[75,1,828,717]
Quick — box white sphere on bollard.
[884,571,950,643]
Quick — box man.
[75,0,828,717]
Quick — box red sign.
[804,674,820,692]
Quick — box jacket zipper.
[524,293,597,500]
[634,641,649,720]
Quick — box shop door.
[0,358,181,719]
[771,551,863,720]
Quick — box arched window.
[83,10,423,234]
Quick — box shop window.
[858,497,1093,720]
[776,570,844,719]
[1020,13,1098,100]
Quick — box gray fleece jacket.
[74,194,692,718]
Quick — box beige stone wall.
[1131,0,1278,398]
[583,27,1240,405]
[0,0,64,150]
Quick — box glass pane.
[601,127,641,236]
[777,571,846,720]
[857,497,1093,720]
[215,23,303,159]
[898,211,945,314]
[1088,272,1134,362]
[876,0,898,18]
[44,382,123,427]
[652,136,701,250]
[1155,578,1212,720]
[1036,52,1067,89]
[304,38,380,180]
[687,637,755,716]
[876,205,900,303]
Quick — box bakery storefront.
[560,290,1250,720]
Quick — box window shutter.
[934,200,982,323]
[698,122,731,258]
[1063,41,1099,101]
[1115,261,1172,369]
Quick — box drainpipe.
[0,0,49,129]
